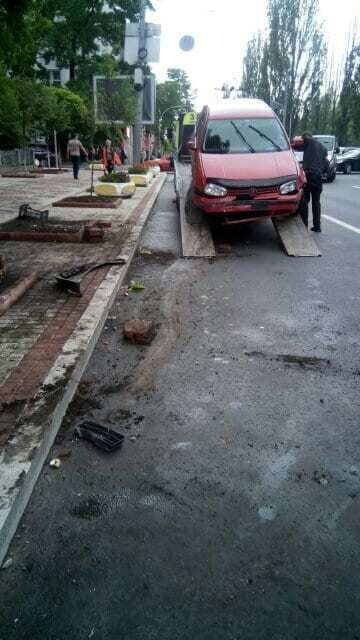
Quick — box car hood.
[200,150,298,181]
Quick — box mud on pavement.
[1,178,360,640]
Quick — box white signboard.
[124,22,161,64]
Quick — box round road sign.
[179,35,195,52]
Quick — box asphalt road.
[1,173,360,640]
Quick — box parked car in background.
[338,146,359,156]
[336,148,360,174]
[313,135,338,182]
[291,134,338,182]
[187,99,305,225]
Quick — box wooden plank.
[174,160,216,258]
[272,214,322,257]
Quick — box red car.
[187,100,305,225]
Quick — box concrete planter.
[128,172,152,187]
[150,165,161,177]
[95,181,136,198]
[89,162,105,171]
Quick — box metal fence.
[0,148,35,169]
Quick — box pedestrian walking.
[102,138,115,174]
[300,132,330,232]
[67,134,88,180]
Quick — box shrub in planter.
[128,164,149,175]
[99,172,130,183]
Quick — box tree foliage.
[156,68,194,137]
[241,0,327,135]
[40,1,144,80]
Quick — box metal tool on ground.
[56,259,127,295]
[18,204,49,222]
[75,421,125,452]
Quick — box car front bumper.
[193,192,302,221]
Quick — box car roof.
[341,149,360,158]
[206,99,275,120]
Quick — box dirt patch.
[71,496,106,520]
[0,218,84,234]
[0,172,43,179]
[53,195,122,209]
[245,351,331,369]
[68,392,103,417]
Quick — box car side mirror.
[188,140,196,151]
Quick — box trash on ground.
[313,470,331,485]
[75,421,124,452]
[56,259,126,296]
[123,318,156,345]
[18,203,49,222]
[49,458,61,468]
[128,280,145,291]
[1,557,13,570]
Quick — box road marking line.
[323,214,360,235]
[352,186,360,189]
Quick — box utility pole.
[133,0,146,165]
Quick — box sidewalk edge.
[0,173,166,565]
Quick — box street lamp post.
[158,105,183,155]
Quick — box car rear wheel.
[344,163,352,175]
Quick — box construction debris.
[123,319,156,345]
[74,421,124,452]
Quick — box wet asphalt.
[0,174,360,640]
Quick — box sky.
[146,0,360,109]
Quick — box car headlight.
[204,183,228,197]
[280,180,297,195]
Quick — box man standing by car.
[300,132,329,232]
[67,134,88,180]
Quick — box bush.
[128,164,149,175]
[99,172,130,183]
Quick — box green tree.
[0,0,48,75]
[241,0,327,135]
[336,40,360,145]
[156,67,194,146]
[40,1,148,81]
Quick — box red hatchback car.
[187,100,305,224]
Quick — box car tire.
[185,189,203,225]
[344,163,352,175]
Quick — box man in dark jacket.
[300,132,329,232]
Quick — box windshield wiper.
[248,124,282,151]
[230,120,255,153]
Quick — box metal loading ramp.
[174,160,216,258]
[272,214,322,257]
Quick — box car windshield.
[203,117,289,154]
[314,136,334,152]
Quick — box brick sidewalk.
[0,170,165,442]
